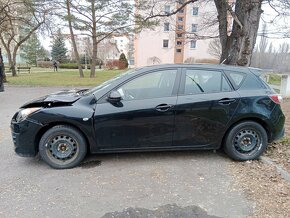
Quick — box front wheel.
[39,125,87,169]
[224,121,268,161]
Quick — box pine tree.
[20,33,48,65]
[119,53,128,69]
[51,30,68,63]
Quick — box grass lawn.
[268,74,281,86]
[5,68,125,87]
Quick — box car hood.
[21,89,88,108]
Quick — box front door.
[94,68,180,151]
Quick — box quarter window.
[117,70,177,100]
[228,72,245,87]
[184,69,231,94]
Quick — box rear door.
[173,67,240,148]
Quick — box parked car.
[11,64,285,169]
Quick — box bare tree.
[65,0,84,78]
[67,0,134,78]
[0,0,48,76]
[208,39,222,59]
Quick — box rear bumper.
[11,118,44,157]
[268,105,285,143]
[272,127,285,142]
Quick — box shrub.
[37,61,52,68]
[119,53,128,69]
[59,63,79,69]
[106,60,119,70]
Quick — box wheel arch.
[34,122,91,153]
[221,117,271,148]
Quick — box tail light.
[269,94,283,104]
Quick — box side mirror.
[108,90,122,103]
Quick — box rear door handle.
[155,104,174,112]
[218,98,236,105]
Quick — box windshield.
[83,69,136,95]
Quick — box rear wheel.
[39,125,87,169]
[224,121,268,161]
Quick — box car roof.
[136,64,260,74]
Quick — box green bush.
[59,63,79,69]
[37,61,52,68]
[59,63,93,69]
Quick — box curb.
[260,156,290,182]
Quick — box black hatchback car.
[11,64,285,169]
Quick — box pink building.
[134,1,219,67]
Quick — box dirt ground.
[230,99,290,218]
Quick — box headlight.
[16,107,41,122]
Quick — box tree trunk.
[90,0,97,78]
[215,0,263,66]
[5,48,17,76]
[66,0,84,78]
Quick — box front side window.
[117,70,177,100]
[163,39,169,48]
[184,69,231,94]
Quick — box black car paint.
[11,64,285,157]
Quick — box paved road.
[0,86,252,218]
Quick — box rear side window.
[184,69,231,94]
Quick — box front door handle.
[218,98,236,105]
[155,104,174,112]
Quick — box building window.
[177,25,183,30]
[176,33,183,38]
[190,40,197,48]
[164,5,170,14]
[176,41,182,46]
[163,39,169,48]
[177,17,183,22]
[192,7,199,15]
[178,9,184,13]
[164,22,170,31]
[176,48,182,53]
[191,24,197,32]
